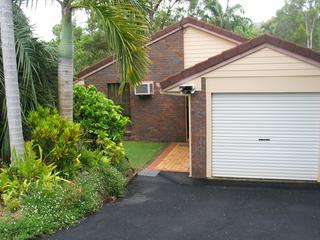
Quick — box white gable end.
[183,26,237,68]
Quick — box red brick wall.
[190,78,207,178]
[84,30,186,142]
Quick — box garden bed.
[0,86,132,239]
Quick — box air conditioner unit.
[134,82,154,95]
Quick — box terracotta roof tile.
[160,34,320,90]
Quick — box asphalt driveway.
[46,172,320,240]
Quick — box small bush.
[0,142,62,211]
[27,107,81,177]
[96,133,126,166]
[74,85,130,146]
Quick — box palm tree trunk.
[58,3,73,120]
[0,0,24,161]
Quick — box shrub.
[27,107,81,177]
[74,85,130,146]
[96,133,126,166]
[79,141,129,176]
[0,142,62,210]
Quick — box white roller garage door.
[211,93,320,181]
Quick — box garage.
[211,93,320,181]
[160,34,320,181]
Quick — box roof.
[160,34,320,90]
[77,17,248,79]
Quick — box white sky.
[23,0,285,41]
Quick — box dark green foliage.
[74,85,130,145]
[27,107,81,177]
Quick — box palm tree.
[24,0,150,120]
[0,0,25,161]
[201,0,255,37]
[0,3,58,161]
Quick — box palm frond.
[75,0,150,89]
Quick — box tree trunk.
[58,4,73,120]
[0,0,24,161]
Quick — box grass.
[123,141,168,169]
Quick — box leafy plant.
[96,133,126,167]
[27,107,81,177]
[74,85,130,145]
[0,142,62,210]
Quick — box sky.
[23,0,285,41]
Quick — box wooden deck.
[147,143,189,173]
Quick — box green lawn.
[123,141,168,169]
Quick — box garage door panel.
[211,93,320,181]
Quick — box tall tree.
[0,0,25,160]
[24,0,150,120]
[297,0,320,48]
[263,0,320,50]
[0,3,58,161]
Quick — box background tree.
[138,0,260,37]
[0,0,25,161]
[139,0,186,33]
[190,0,261,38]
[51,19,109,74]
[263,0,320,50]
[0,3,58,162]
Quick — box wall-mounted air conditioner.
[134,82,154,95]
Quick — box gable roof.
[77,17,248,79]
[160,34,320,90]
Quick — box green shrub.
[0,142,62,210]
[0,166,125,240]
[74,85,130,146]
[27,107,81,177]
[96,133,126,166]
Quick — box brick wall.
[190,78,207,178]
[85,30,186,142]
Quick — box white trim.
[206,91,212,178]
[188,95,192,177]
[159,89,188,96]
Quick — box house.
[78,17,320,182]
[77,17,247,142]
[161,34,320,181]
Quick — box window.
[107,83,131,116]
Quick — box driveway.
[46,172,320,240]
